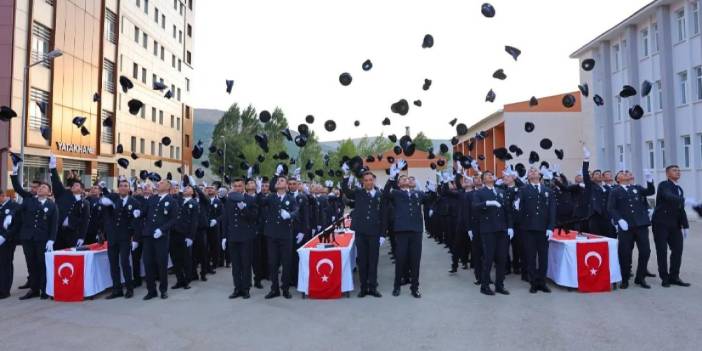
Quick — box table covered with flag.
[547,230,622,292]
[297,230,356,299]
[45,243,112,302]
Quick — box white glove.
[541,169,554,181]
[397,159,407,171]
[293,168,301,180]
[644,170,654,183]
[683,229,689,240]
[583,146,591,161]
[379,237,386,246]
[296,233,304,244]
[471,160,480,172]
[131,241,139,251]
[255,177,263,193]
[514,198,520,211]
[389,163,400,178]
[617,219,629,232]
[11,164,19,176]
[49,154,57,169]
[0,236,5,247]
[237,202,246,210]
[507,228,514,239]
[495,179,504,186]
[684,198,697,207]
[331,216,336,222]
[62,217,69,227]
[486,200,502,208]
[579,183,586,188]
[317,225,322,231]
[76,239,84,247]
[185,238,193,247]
[546,230,553,239]
[133,209,141,218]
[99,197,114,207]
[154,228,163,239]
[280,209,291,220]
[188,175,196,187]
[325,180,334,188]
[426,181,437,192]
[468,230,474,240]
[221,238,227,251]
[428,209,434,218]
[341,163,350,175]
[46,240,54,252]
[247,167,253,179]
[98,180,107,189]
[209,219,217,227]
[3,215,12,230]
[275,164,284,176]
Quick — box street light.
[18,49,63,184]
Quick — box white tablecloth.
[45,249,112,297]
[297,232,356,295]
[547,236,622,288]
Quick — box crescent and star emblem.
[315,258,335,283]
[584,251,603,276]
[57,262,75,285]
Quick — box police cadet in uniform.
[142,180,178,300]
[0,190,20,299]
[11,160,59,300]
[472,170,513,296]
[582,148,615,238]
[194,183,222,282]
[253,177,271,289]
[221,178,259,299]
[607,170,655,289]
[288,172,310,285]
[341,165,385,298]
[170,180,199,290]
[132,183,153,287]
[516,167,556,293]
[85,184,103,244]
[651,165,691,287]
[49,155,90,250]
[260,166,299,299]
[383,160,435,298]
[100,179,142,299]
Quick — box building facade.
[571,0,702,199]
[454,92,592,179]
[0,0,195,191]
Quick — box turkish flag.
[576,241,611,293]
[54,254,85,302]
[308,250,342,299]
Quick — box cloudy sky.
[191,0,651,141]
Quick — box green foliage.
[412,132,433,152]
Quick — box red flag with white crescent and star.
[54,254,85,302]
[576,241,611,293]
[308,250,342,299]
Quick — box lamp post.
[18,49,63,184]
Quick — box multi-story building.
[0,0,195,190]
[571,0,702,199]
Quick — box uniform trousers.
[652,223,683,282]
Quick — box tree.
[412,132,433,152]
[357,134,394,156]
[297,131,325,182]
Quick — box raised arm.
[10,174,33,199]
[50,168,67,198]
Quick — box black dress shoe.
[171,283,183,290]
[461,263,469,270]
[540,285,552,293]
[368,290,382,298]
[645,271,656,278]
[241,290,251,299]
[106,291,124,300]
[473,280,481,286]
[392,288,400,296]
[634,278,651,289]
[125,290,134,299]
[480,287,495,296]
[18,282,30,290]
[200,275,208,282]
[282,290,292,299]
[40,292,49,300]
[143,292,157,300]
[661,281,671,288]
[670,278,691,287]
[0,293,10,299]
[411,290,422,298]
[495,287,510,295]
[529,286,538,294]
[254,281,264,289]
[182,284,191,290]
[265,290,280,299]
[161,292,168,299]
[620,281,629,289]
[229,290,240,299]
[19,290,39,300]
[357,290,367,298]
[449,268,458,274]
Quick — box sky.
[191,0,652,141]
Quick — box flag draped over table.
[308,250,342,299]
[54,255,85,302]
[576,241,611,293]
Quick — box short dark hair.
[117,179,130,187]
[38,181,52,191]
[480,170,493,180]
[362,171,376,179]
[665,165,679,172]
[592,169,602,175]
[31,180,42,186]
[231,177,244,184]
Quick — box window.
[656,80,663,110]
[676,9,686,42]
[185,78,190,92]
[173,24,177,39]
[641,29,649,57]
[679,71,688,104]
[144,0,149,14]
[696,66,702,100]
[140,138,145,154]
[177,117,181,130]
[31,22,51,67]
[170,115,175,128]
[179,30,183,43]
[621,40,627,69]
[132,62,139,79]
[187,24,192,37]
[186,51,192,64]
[170,146,174,159]
[154,7,159,23]
[172,54,176,67]
[185,135,190,147]
[612,44,620,71]
[683,135,691,168]
[105,9,117,44]
[616,96,622,120]
[140,104,146,119]
[693,1,700,35]
[645,93,652,113]
[142,32,148,49]
[141,67,147,84]
[103,59,115,93]
[177,88,181,101]
[158,143,163,157]
[29,88,49,130]
[134,26,140,43]
[159,111,164,125]
[180,3,184,15]
[646,141,654,169]
[176,147,180,160]
[131,136,137,152]
[151,107,157,122]
[189,0,193,10]
[136,0,140,7]
[174,0,177,10]
[162,14,166,29]
[153,40,158,56]
[100,110,113,144]
[658,140,666,167]
[160,46,165,60]
[178,59,182,72]
[152,73,157,86]
[617,145,624,164]
[652,22,660,52]
[151,141,156,155]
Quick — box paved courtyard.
[2,223,702,351]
